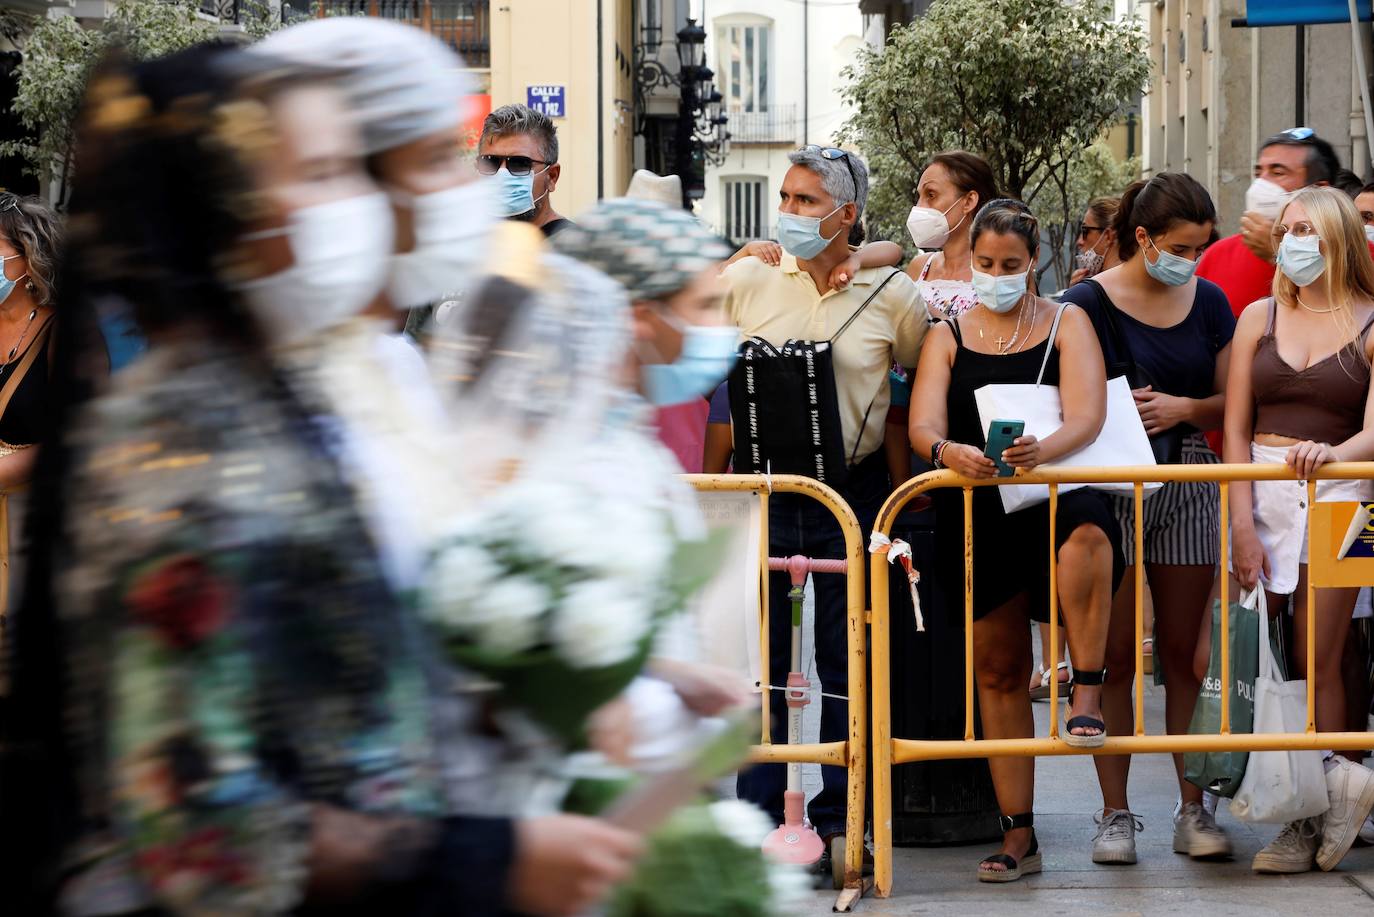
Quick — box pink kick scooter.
[761,553,849,879]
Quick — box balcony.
[726,103,799,145]
[199,0,240,22]
[314,1,491,68]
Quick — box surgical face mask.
[906,195,968,249]
[1143,237,1199,287]
[235,192,394,348]
[970,268,1028,314]
[640,315,740,406]
[0,254,27,307]
[1245,177,1297,222]
[1276,232,1326,287]
[777,204,844,260]
[495,165,550,219]
[1364,224,1374,245]
[387,181,497,309]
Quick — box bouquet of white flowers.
[420,475,726,746]
[607,800,812,917]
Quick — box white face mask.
[236,192,394,347]
[1245,177,1297,222]
[388,180,497,309]
[906,195,967,250]
[1364,224,1374,246]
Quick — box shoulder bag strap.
[1036,301,1072,387]
[833,269,904,342]
[0,316,53,422]
[833,270,905,469]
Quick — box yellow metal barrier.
[869,461,1374,898]
[684,473,870,911]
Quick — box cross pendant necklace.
[994,333,1007,349]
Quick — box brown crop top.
[1252,299,1374,443]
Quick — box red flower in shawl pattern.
[126,554,231,650]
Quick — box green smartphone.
[984,419,1025,477]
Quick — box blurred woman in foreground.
[0,44,634,916]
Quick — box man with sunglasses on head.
[477,104,574,237]
[1197,127,1345,316]
[721,145,926,879]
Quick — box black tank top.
[946,316,1061,449]
[0,320,52,446]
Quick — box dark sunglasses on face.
[1078,223,1106,239]
[475,154,552,176]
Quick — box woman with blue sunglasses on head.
[1061,172,1233,867]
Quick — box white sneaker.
[1172,801,1232,859]
[1359,814,1374,846]
[1317,757,1374,871]
[1092,808,1140,865]
[1253,817,1322,874]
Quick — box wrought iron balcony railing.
[314,1,491,68]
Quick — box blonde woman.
[1224,186,1374,875]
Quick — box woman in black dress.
[908,200,1123,882]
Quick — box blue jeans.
[735,454,886,837]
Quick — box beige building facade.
[1144,1,1374,231]
[488,0,636,218]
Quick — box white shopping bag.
[1229,588,1330,824]
[973,304,1161,514]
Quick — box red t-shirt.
[1195,234,1273,318]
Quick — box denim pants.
[735,453,886,837]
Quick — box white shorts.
[1239,443,1374,595]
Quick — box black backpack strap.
[833,269,904,342]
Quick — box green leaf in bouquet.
[659,528,735,612]
[446,635,654,749]
[607,804,776,917]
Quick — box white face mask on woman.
[387,180,497,309]
[236,192,395,347]
[906,195,968,249]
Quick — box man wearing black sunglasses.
[477,104,574,238]
[1197,127,1345,316]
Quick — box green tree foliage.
[0,1,288,202]
[841,0,1149,279]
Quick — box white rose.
[552,579,650,669]
[765,860,812,910]
[471,575,552,655]
[594,504,672,585]
[527,504,612,573]
[426,544,503,626]
[708,799,774,849]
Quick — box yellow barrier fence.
[684,473,871,911]
[869,462,1374,898]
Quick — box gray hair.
[480,104,559,164]
[788,146,868,220]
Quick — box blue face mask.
[1276,233,1326,287]
[777,204,844,260]
[1144,236,1199,286]
[641,320,740,407]
[970,268,1028,313]
[495,165,549,218]
[0,254,26,307]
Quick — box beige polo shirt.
[722,253,927,464]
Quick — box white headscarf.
[251,17,472,155]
